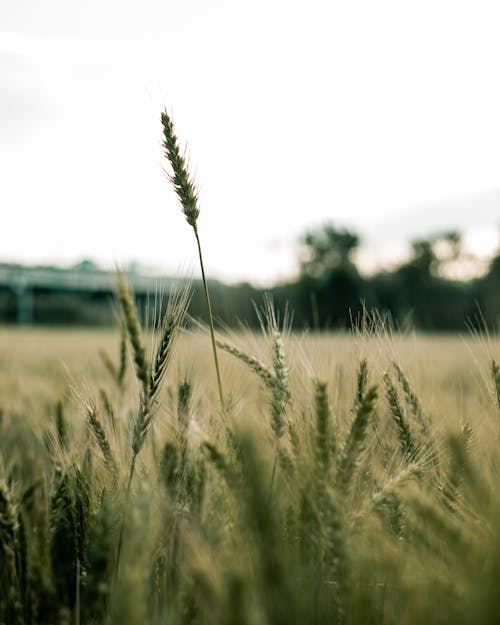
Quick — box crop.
[1,114,500,625]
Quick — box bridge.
[0,262,175,324]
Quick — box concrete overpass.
[0,262,175,324]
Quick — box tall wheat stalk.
[160,110,224,411]
[113,277,188,583]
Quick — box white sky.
[1,0,499,284]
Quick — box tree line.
[0,224,498,330]
[267,223,500,331]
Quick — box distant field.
[1,323,500,625]
[0,326,495,431]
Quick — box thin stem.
[113,456,137,585]
[75,559,81,625]
[268,447,279,504]
[194,226,225,410]
[126,455,137,497]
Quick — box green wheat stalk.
[216,334,290,439]
[160,109,224,411]
[0,482,22,625]
[337,376,378,496]
[314,379,333,472]
[384,373,416,461]
[86,405,118,478]
[216,339,275,388]
[491,359,500,415]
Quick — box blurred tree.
[301,224,360,280]
[393,230,470,329]
[402,230,462,282]
[474,251,500,330]
[298,223,367,328]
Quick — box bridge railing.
[0,265,175,324]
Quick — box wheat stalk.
[314,379,333,472]
[160,109,224,411]
[270,331,290,438]
[0,482,22,625]
[337,379,378,495]
[384,373,416,461]
[149,286,190,404]
[86,405,118,478]
[217,333,290,439]
[491,359,500,415]
[118,278,150,400]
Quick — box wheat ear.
[216,339,275,388]
[160,109,224,411]
[314,379,333,472]
[491,359,500,415]
[118,279,150,400]
[149,286,190,403]
[384,373,416,461]
[86,405,118,478]
[337,379,378,495]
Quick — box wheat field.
[2,111,500,624]
[1,314,500,625]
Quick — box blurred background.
[1,0,499,329]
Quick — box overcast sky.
[1,1,499,284]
